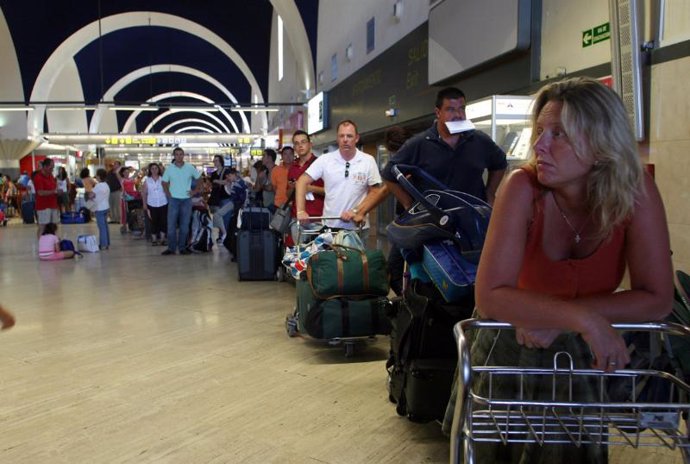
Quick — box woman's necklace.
[552,192,589,244]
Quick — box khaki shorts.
[37,208,60,225]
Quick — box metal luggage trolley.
[450,319,690,464]
[284,216,377,357]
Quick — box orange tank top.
[517,170,626,299]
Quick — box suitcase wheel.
[285,314,298,337]
[395,402,406,417]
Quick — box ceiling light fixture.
[47,105,98,111]
[169,106,222,112]
[0,105,35,111]
[108,105,158,112]
[229,106,279,112]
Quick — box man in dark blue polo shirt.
[380,87,507,208]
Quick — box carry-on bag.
[237,229,278,281]
[422,238,478,303]
[61,210,88,224]
[295,279,392,339]
[240,206,271,231]
[77,234,99,253]
[387,280,474,422]
[306,245,388,299]
[21,200,35,224]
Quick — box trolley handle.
[449,319,690,463]
[295,215,363,247]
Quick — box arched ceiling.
[0,0,318,139]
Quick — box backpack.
[59,239,75,252]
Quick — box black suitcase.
[387,280,474,423]
[240,206,271,231]
[237,229,278,281]
[21,201,35,224]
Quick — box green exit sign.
[582,22,611,47]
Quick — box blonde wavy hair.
[527,77,643,238]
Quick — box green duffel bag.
[306,245,389,298]
[296,280,392,339]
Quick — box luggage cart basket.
[450,319,690,464]
[285,216,375,357]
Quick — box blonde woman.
[444,77,673,463]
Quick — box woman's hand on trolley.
[578,313,630,372]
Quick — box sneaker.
[161,249,175,256]
[151,240,159,246]
[179,249,192,255]
[217,233,227,244]
[159,239,168,246]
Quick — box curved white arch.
[124,91,237,132]
[175,126,213,134]
[142,107,233,134]
[160,118,222,134]
[90,64,250,133]
[270,0,315,94]
[29,11,266,136]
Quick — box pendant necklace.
[552,192,589,244]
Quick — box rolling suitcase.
[237,229,278,281]
[21,200,35,224]
[240,206,271,231]
[387,280,474,423]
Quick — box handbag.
[269,187,295,235]
[77,234,99,253]
[269,204,292,234]
[306,245,388,299]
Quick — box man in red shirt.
[33,158,61,237]
[288,130,324,243]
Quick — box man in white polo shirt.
[295,119,382,242]
[161,147,201,255]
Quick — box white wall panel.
[540,0,610,80]
[428,0,531,84]
[659,0,690,47]
[315,0,428,91]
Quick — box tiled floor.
[0,219,684,463]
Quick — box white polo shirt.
[305,149,381,229]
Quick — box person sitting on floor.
[38,222,75,261]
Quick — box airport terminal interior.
[1,1,690,463]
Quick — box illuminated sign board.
[307,91,329,134]
[104,136,188,146]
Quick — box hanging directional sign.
[582,22,610,48]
